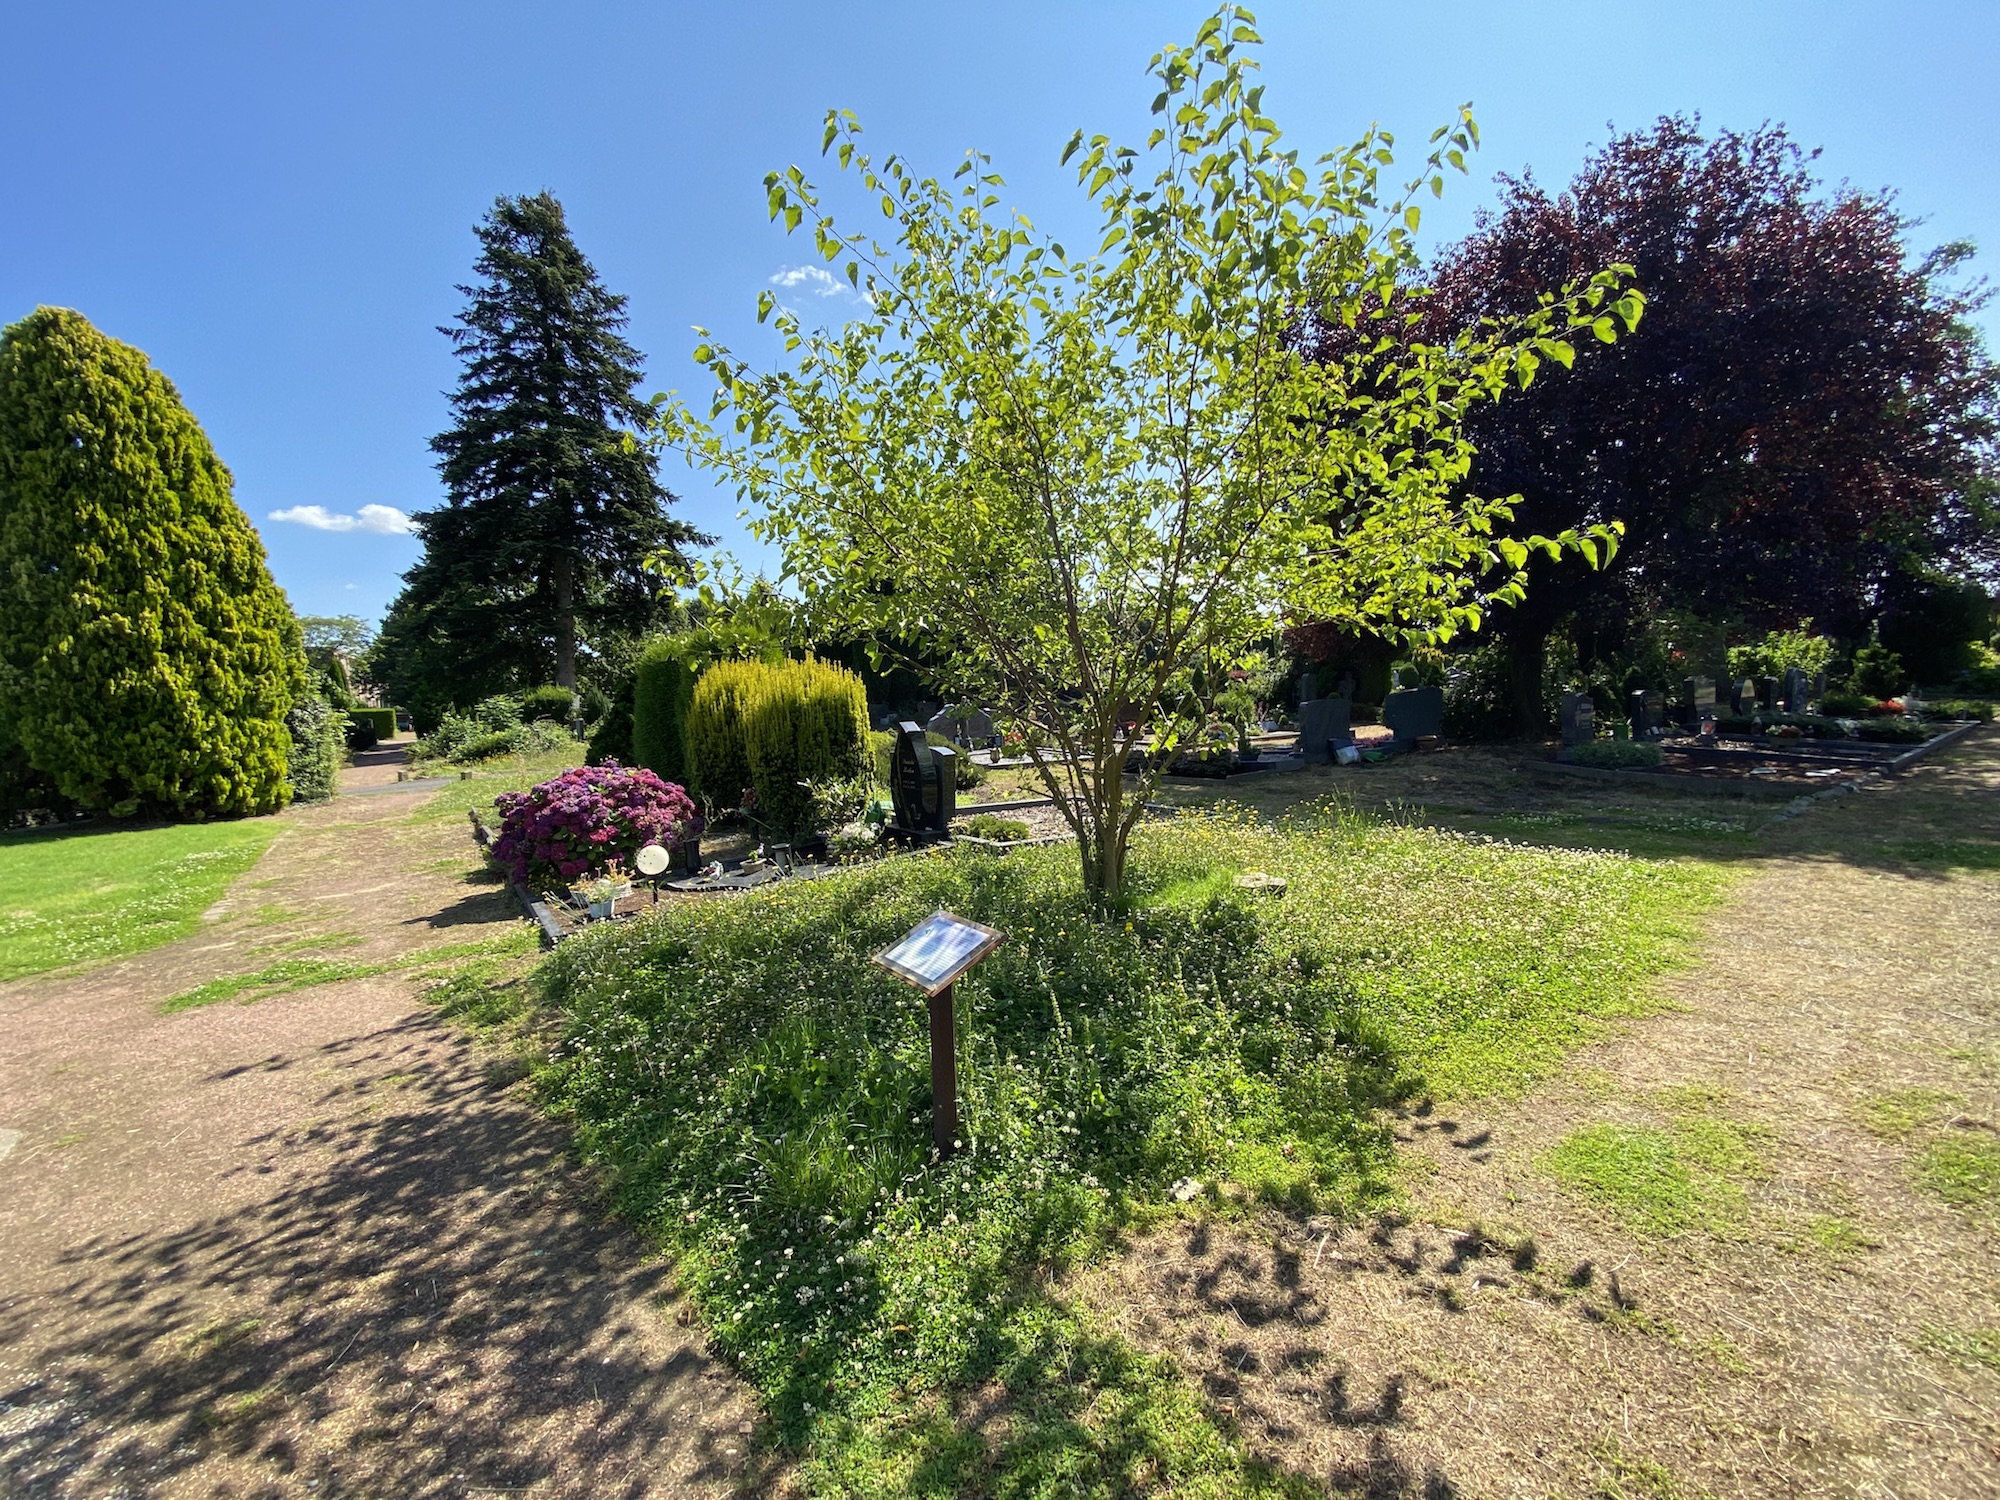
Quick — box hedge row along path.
[2,732,1995,1498]
[0,743,765,1499]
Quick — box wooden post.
[929,983,958,1159]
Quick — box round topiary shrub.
[0,307,307,816]
[491,762,700,890]
[519,684,576,724]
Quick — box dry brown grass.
[1072,730,2000,1498]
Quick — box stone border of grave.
[1531,718,1987,806]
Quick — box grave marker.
[889,721,957,834]
[1734,678,1759,716]
[1382,686,1443,748]
[1629,689,1665,738]
[1782,667,1808,715]
[1560,691,1595,746]
[1682,676,1715,728]
[1295,697,1352,763]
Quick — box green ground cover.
[0,819,283,981]
[533,802,1724,1494]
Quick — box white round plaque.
[634,843,671,877]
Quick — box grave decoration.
[872,909,1005,1159]
[888,720,957,837]
[1382,685,1443,748]
[1560,691,1595,747]
[1295,697,1352,764]
[1682,676,1715,728]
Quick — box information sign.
[872,909,1003,997]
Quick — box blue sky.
[4,2,1995,630]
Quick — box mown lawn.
[524,801,1727,1496]
[0,818,284,981]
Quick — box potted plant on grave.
[580,863,631,919]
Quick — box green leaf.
[1591,316,1616,344]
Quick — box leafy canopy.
[660,8,1639,895]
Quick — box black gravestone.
[1761,677,1783,713]
[1295,698,1352,763]
[1629,689,1665,738]
[1733,678,1758,716]
[1381,686,1444,747]
[889,721,957,833]
[1682,676,1715,727]
[1560,692,1595,746]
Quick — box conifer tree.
[389,192,703,701]
[0,307,307,816]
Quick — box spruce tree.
[0,307,307,816]
[399,192,702,698]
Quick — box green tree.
[386,191,706,701]
[0,307,307,816]
[298,612,374,662]
[661,10,1635,900]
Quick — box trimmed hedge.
[686,659,765,811]
[631,639,696,787]
[348,707,397,743]
[0,307,307,816]
[741,659,870,837]
[519,684,575,724]
[286,694,344,803]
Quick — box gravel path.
[0,761,765,1499]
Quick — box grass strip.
[0,819,283,981]
[160,927,540,1013]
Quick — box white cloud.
[770,265,846,297]
[268,503,415,535]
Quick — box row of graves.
[1294,680,1445,766]
[1554,673,1979,795]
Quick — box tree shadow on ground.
[0,1012,762,1499]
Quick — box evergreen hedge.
[0,307,307,816]
[519,684,575,724]
[630,639,696,788]
[741,659,870,837]
[685,659,764,811]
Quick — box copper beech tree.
[659,9,1639,900]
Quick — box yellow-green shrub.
[742,659,870,835]
[686,658,767,810]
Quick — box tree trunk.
[1505,626,1550,739]
[553,553,576,690]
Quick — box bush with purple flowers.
[491,762,700,891]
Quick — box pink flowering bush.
[491,762,700,890]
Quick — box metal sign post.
[872,909,1004,1161]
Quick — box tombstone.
[1381,686,1443,748]
[1733,678,1759,716]
[1681,676,1715,728]
[888,721,956,833]
[1761,677,1784,714]
[925,704,995,744]
[1560,691,1595,747]
[1781,667,1808,715]
[1810,669,1828,703]
[1628,689,1665,738]
[1295,698,1353,763]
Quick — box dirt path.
[1079,732,2000,1497]
[0,760,761,1499]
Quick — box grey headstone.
[924,704,995,744]
[1761,677,1783,713]
[1681,676,1715,727]
[1382,686,1443,747]
[1295,698,1352,763]
[1781,668,1807,715]
[1560,692,1595,747]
